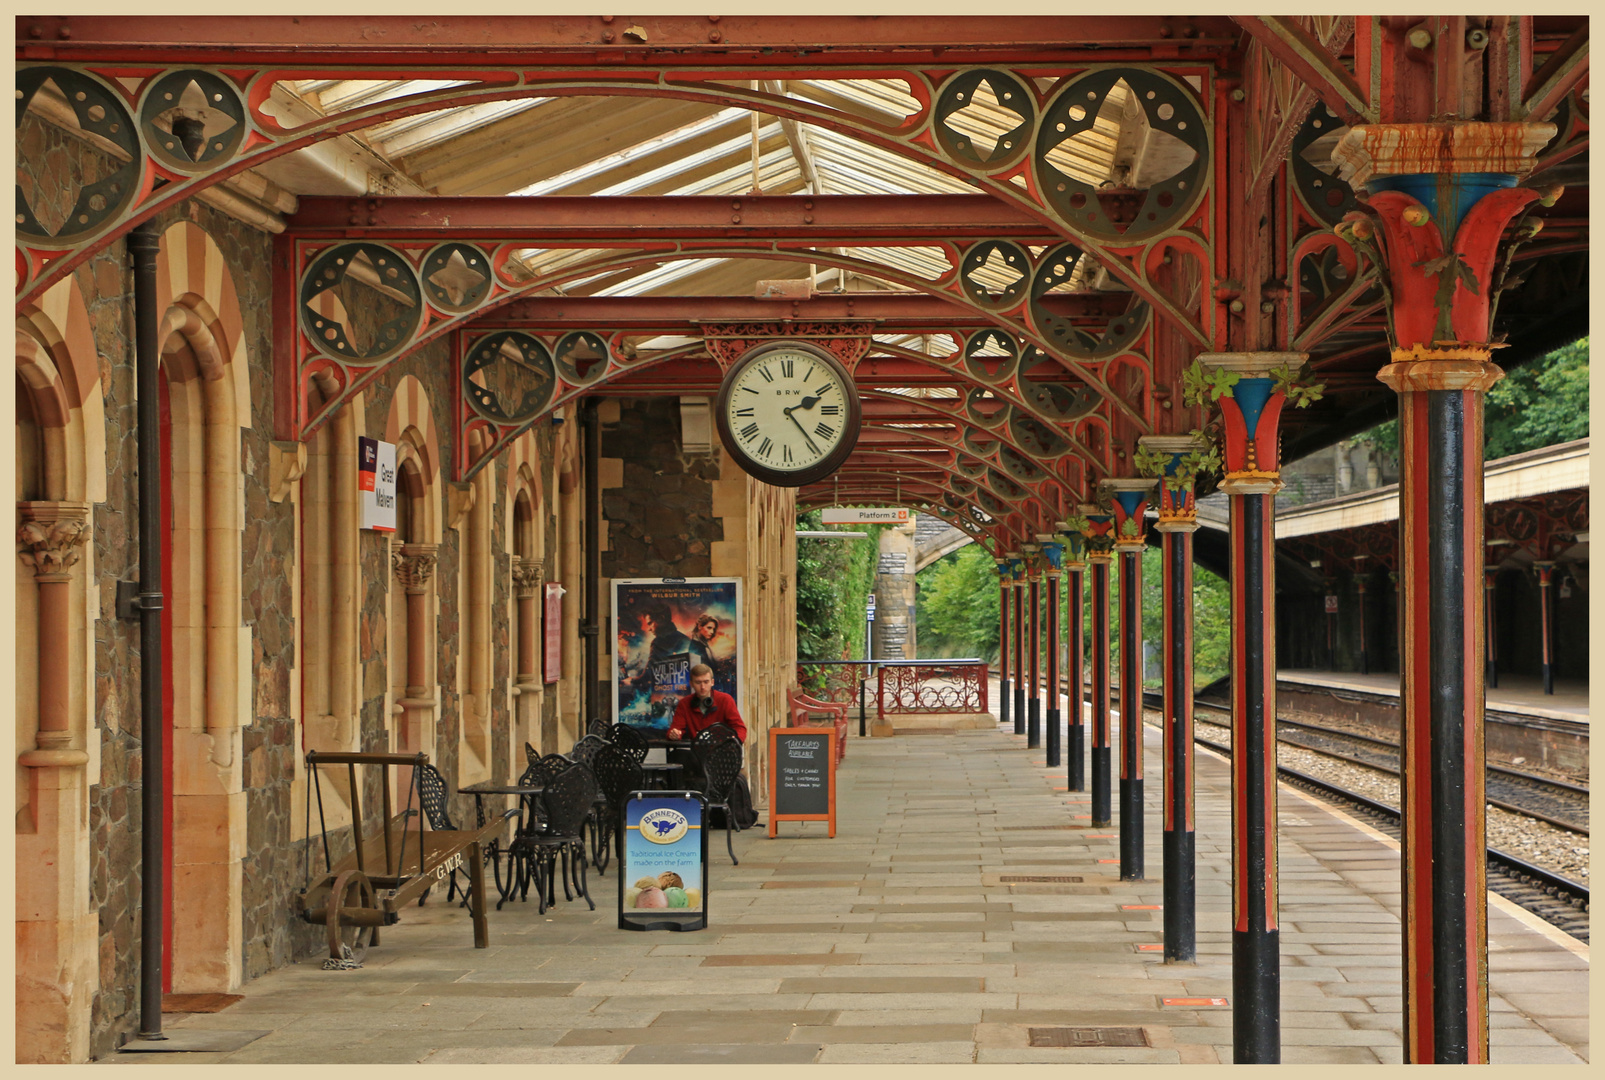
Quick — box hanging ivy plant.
[1267,362,1326,409]
[1181,359,1241,407]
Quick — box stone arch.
[152,218,251,996]
[13,275,101,1064]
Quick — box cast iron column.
[129,222,167,1040]
[1062,539,1087,791]
[1039,537,1065,768]
[1025,545,1042,750]
[1105,479,1155,882]
[1010,556,1026,736]
[1482,554,1498,689]
[1336,118,1553,1062]
[1140,433,1207,963]
[1081,504,1115,828]
[1200,351,1302,1063]
[996,559,1011,728]
[1354,556,1371,677]
[1534,561,1555,694]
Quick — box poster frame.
[611,576,743,730]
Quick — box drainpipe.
[580,399,602,723]
[129,222,166,1040]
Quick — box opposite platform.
[123,720,1588,1064]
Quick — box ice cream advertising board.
[618,791,709,932]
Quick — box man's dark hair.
[640,600,675,630]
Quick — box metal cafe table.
[460,779,545,907]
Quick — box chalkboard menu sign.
[768,727,837,838]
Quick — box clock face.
[714,342,861,487]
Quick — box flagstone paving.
[114,714,1587,1064]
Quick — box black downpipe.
[130,224,166,1040]
[998,583,1010,732]
[581,399,602,724]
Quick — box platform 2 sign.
[618,791,708,932]
[768,727,837,838]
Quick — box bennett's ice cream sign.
[821,508,912,524]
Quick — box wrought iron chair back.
[524,741,539,767]
[588,718,612,739]
[569,733,607,767]
[691,722,740,750]
[416,762,458,832]
[696,737,743,803]
[693,737,745,865]
[609,722,650,764]
[592,743,645,810]
[541,762,600,840]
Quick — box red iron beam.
[19,15,1243,65]
[291,195,1057,242]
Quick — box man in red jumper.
[666,664,747,744]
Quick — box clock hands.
[782,405,822,456]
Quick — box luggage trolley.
[294,751,509,965]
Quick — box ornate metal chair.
[609,722,650,764]
[587,718,612,739]
[511,762,600,913]
[591,742,646,864]
[692,737,745,866]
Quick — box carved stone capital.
[393,542,439,593]
[17,501,90,580]
[512,556,544,598]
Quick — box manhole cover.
[1029,1027,1149,1048]
[999,875,1083,883]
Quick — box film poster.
[612,577,741,731]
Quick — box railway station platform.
[1277,669,1589,726]
[131,716,1588,1065]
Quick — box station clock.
[714,341,862,487]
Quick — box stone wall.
[872,522,918,659]
[600,398,722,579]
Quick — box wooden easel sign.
[768,727,837,838]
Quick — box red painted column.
[1534,561,1556,695]
[1058,524,1088,792]
[1010,556,1026,736]
[1139,433,1207,963]
[1039,538,1065,768]
[1334,119,1555,1063]
[1200,350,1303,1063]
[1025,546,1043,749]
[1104,479,1155,882]
[996,558,1012,730]
[1080,505,1116,827]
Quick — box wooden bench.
[786,687,849,765]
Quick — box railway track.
[1146,692,1592,942]
[1198,701,1590,836]
[991,672,1589,936]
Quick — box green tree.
[1357,336,1587,462]
[916,543,1001,659]
[794,510,883,663]
[1483,336,1588,458]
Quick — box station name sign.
[821,508,911,525]
[358,436,397,532]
